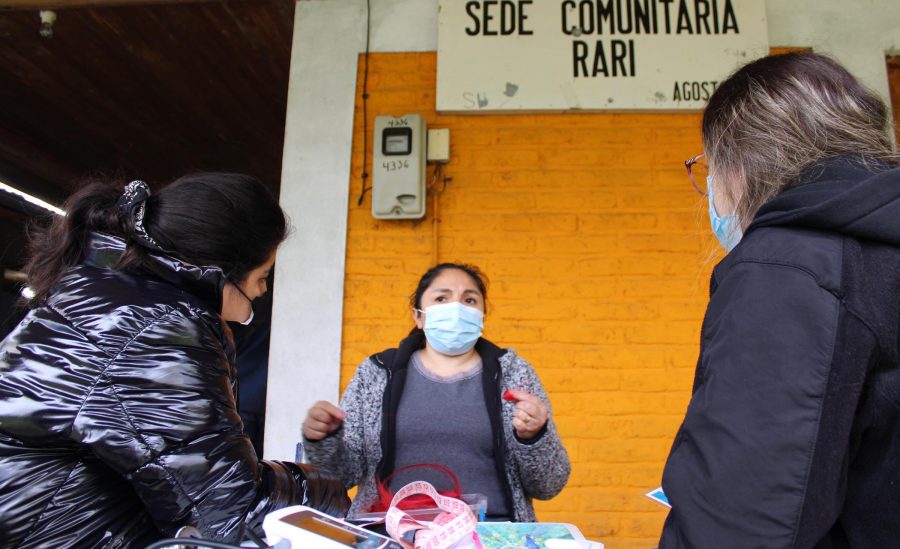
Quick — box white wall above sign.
[436,0,769,112]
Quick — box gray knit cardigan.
[303,346,570,521]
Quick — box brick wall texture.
[341,51,719,549]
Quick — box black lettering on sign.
[519,0,533,35]
[573,39,636,78]
[672,80,719,101]
[722,0,739,33]
[465,1,480,35]
[635,0,654,34]
[695,0,712,34]
[466,0,534,36]
[500,0,516,34]
[573,40,589,77]
[583,0,597,35]
[564,0,740,36]
[592,40,609,77]
[483,0,498,35]
[561,0,575,35]
[596,0,611,35]
[676,0,692,33]
[659,0,674,33]
[610,39,636,77]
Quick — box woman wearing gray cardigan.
[303,263,570,521]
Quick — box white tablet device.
[262,505,403,549]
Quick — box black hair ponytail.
[23,180,125,307]
[23,173,287,308]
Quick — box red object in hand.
[502,390,517,402]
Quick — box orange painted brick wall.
[342,52,717,549]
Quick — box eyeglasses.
[684,153,709,196]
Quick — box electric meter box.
[372,114,426,219]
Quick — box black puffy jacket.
[0,233,319,547]
[660,157,900,548]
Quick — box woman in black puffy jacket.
[0,174,347,547]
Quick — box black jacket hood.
[747,156,900,246]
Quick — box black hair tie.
[118,180,166,252]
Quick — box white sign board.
[437,0,769,112]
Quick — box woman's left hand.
[506,388,548,440]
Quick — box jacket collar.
[375,331,507,373]
[84,232,226,312]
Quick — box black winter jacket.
[660,157,900,548]
[0,233,315,547]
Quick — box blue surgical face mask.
[420,301,484,356]
[707,175,742,252]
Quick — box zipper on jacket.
[373,352,392,483]
[492,367,516,519]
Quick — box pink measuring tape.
[372,463,461,512]
[385,481,482,549]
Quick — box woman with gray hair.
[659,52,900,547]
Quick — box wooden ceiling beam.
[0,0,292,201]
[0,0,226,9]
[0,124,82,198]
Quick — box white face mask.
[238,307,254,326]
[231,281,255,325]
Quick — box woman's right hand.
[302,401,346,441]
